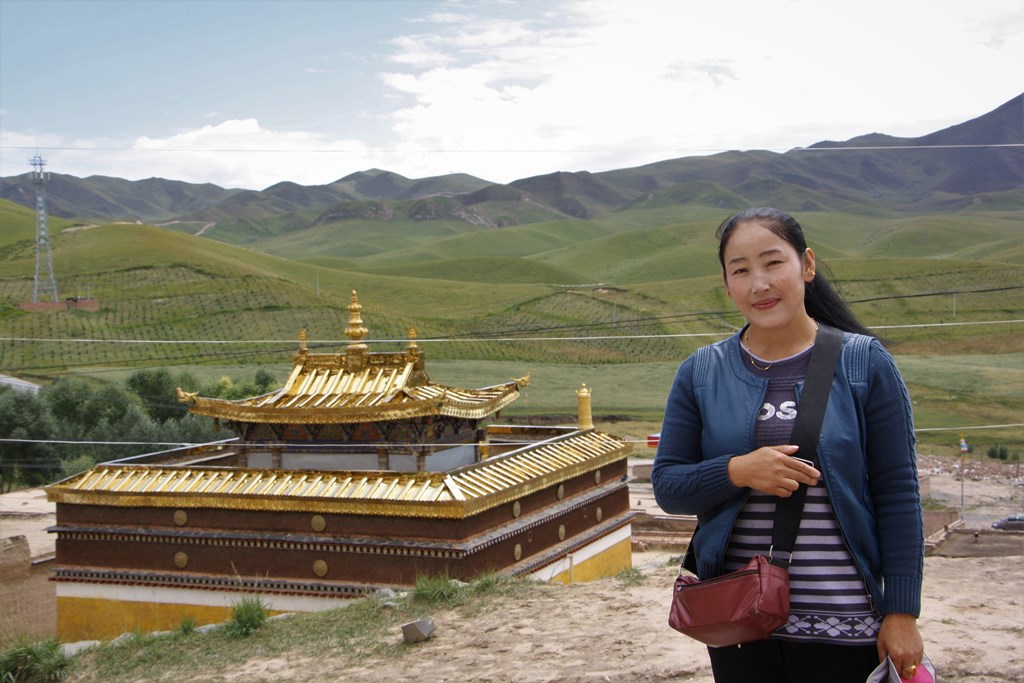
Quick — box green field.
[1,199,1021,456]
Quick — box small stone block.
[402,617,436,644]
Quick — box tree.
[125,368,194,423]
[81,383,145,428]
[163,413,221,446]
[254,368,276,392]
[0,388,61,493]
[85,403,164,463]
[40,377,96,431]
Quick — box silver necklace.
[744,322,819,371]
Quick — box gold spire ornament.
[344,290,368,350]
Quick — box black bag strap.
[770,324,843,567]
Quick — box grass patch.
[0,637,72,683]
[921,498,951,511]
[176,616,195,637]
[65,573,537,682]
[615,566,646,586]
[411,573,469,609]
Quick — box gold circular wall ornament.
[513,544,522,561]
[173,510,188,526]
[311,515,326,532]
[556,484,565,500]
[512,501,521,518]
[558,525,566,541]
[173,551,188,568]
[313,559,329,577]
[596,507,603,522]
[594,469,602,484]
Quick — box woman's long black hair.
[716,207,873,337]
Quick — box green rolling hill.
[0,93,1021,453]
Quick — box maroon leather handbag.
[668,554,790,647]
[667,325,843,648]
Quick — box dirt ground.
[217,455,1023,683]
[3,455,1021,682]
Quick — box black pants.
[708,639,879,683]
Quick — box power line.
[1,318,1020,348]
[3,422,1023,449]
[3,142,1022,156]
[1,283,1018,351]
[852,284,1024,304]
[0,438,199,446]
[915,424,1024,433]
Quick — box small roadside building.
[45,292,635,641]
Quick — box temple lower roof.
[46,430,629,518]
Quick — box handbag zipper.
[677,565,760,591]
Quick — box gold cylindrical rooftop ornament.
[577,383,594,430]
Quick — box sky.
[1,0,1022,190]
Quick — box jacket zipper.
[817,455,878,615]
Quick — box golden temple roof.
[178,291,528,424]
[46,430,629,518]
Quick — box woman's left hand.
[876,613,924,679]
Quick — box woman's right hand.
[727,445,820,496]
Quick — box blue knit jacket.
[651,329,924,617]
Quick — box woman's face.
[721,221,815,331]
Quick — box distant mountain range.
[2,93,1021,238]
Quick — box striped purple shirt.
[724,342,879,644]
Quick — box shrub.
[225,596,267,638]
[987,444,1009,460]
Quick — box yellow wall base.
[56,596,284,643]
[57,538,633,641]
[547,536,633,585]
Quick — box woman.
[652,208,924,683]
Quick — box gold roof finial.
[298,327,308,354]
[344,290,368,350]
[407,327,419,350]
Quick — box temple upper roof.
[177,291,529,425]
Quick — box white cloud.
[2,0,1020,188]
[374,0,1024,182]
[1,120,380,190]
